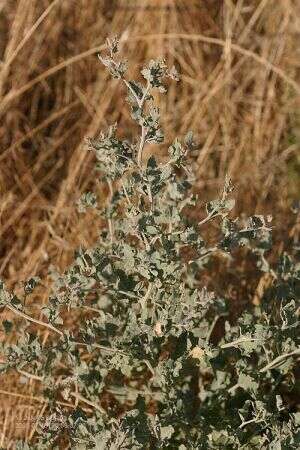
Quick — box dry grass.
[0,0,299,446]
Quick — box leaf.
[10,295,22,308]
[77,192,97,213]
[147,155,157,169]
[24,277,40,294]
[238,373,259,392]
[160,425,174,440]
[146,226,157,235]
[2,320,13,334]
[189,346,205,360]
[224,198,235,211]
[106,36,120,54]
[168,65,180,81]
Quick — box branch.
[70,392,106,414]
[73,341,127,355]
[5,303,126,355]
[140,283,152,309]
[5,304,63,336]
[107,178,114,244]
[221,337,264,349]
[135,80,151,167]
[260,348,300,373]
[239,417,264,429]
[17,368,44,381]
[198,209,220,227]
[137,124,147,167]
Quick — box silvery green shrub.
[1,37,299,449]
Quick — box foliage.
[1,37,299,449]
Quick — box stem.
[206,315,225,343]
[107,178,114,244]
[124,80,140,104]
[147,183,153,210]
[107,60,151,167]
[137,125,146,167]
[5,304,63,336]
[228,383,239,394]
[0,388,75,409]
[5,303,125,355]
[124,79,150,110]
[142,359,155,376]
[140,283,152,309]
[135,80,151,167]
[118,290,139,299]
[141,232,151,251]
[121,180,131,205]
[221,337,264,349]
[140,81,151,108]
[198,209,219,227]
[239,417,264,429]
[81,306,103,314]
[259,348,300,373]
[17,368,44,381]
[70,392,106,414]
[107,386,153,397]
[73,341,126,355]
[197,247,219,262]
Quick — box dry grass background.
[0,0,299,446]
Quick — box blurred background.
[0,0,299,444]
[0,0,299,286]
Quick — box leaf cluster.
[2,38,299,449]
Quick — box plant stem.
[5,304,63,336]
[259,348,300,372]
[140,283,152,309]
[107,178,114,244]
[73,341,126,355]
[198,209,219,227]
[239,417,264,429]
[206,315,225,343]
[69,392,106,414]
[221,337,264,349]
[5,303,126,355]
[17,368,44,381]
[137,125,146,167]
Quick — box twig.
[69,392,105,414]
[239,417,264,429]
[147,183,153,210]
[221,337,264,349]
[137,124,147,167]
[73,341,126,355]
[130,79,151,167]
[259,348,300,373]
[0,388,73,409]
[142,359,155,376]
[121,180,131,205]
[81,305,103,314]
[5,304,63,336]
[140,283,152,309]
[107,178,114,244]
[28,403,48,442]
[206,315,225,343]
[228,383,239,394]
[5,303,126,355]
[198,209,219,227]
[17,369,44,382]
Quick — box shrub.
[1,37,299,449]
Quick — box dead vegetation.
[0,0,299,446]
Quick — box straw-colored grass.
[0,0,299,446]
